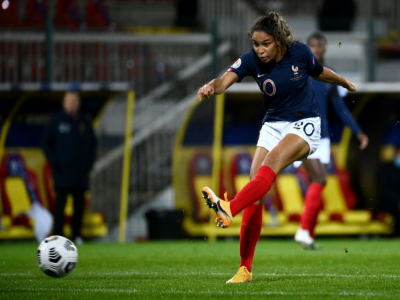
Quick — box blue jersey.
[227,41,320,123]
[312,77,361,138]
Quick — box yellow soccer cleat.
[202,187,233,228]
[226,266,253,283]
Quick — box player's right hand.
[197,84,214,101]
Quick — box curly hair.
[248,12,295,48]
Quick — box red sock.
[300,182,324,238]
[230,166,276,216]
[240,204,263,272]
[309,213,319,239]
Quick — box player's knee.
[310,176,326,186]
[256,198,267,205]
[250,170,258,180]
[262,152,280,171]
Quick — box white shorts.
[257,117,321,161]
[293,137,330,168]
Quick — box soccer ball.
[37,235,78,278]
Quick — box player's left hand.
[345,80,356,92]
[357,132,369,150]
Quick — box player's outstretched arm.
[330,92,369,150]
[197,72,238,101]
[313,66,356,92]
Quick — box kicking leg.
[203,133,310,227]
[229,134,310,216]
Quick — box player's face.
[251,31,279,63]
[308,38,325,61]
[63,92,80,115]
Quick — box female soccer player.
[197,12,355,283]
[294,32,369,249]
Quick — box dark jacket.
[379,162,400,213]
[42,110,97,190]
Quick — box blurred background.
[1,0,400,243]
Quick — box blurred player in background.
[42,91,97,244]
[379,143,400,237]
[294,32,369,249]
[198,12,356,283]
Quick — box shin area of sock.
[230,166,276,216]
[240,204,263,272]
[300,182,324,233]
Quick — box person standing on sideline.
[197,12,356,283]
[379,143,400,237]
[294,32,369,249]
[42,91,97,244]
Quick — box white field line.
[1,287,399,298]
[95,271,400,279]
[1,271,400,279]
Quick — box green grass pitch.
[1,239,400,299]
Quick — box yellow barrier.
[92,92,118,129]
[0,93,32,214]
[208,93,225,242]
[118,90,135,243]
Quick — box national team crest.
[290,65,302,81]
[292,65,299,76]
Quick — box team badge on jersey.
[292,65,299,76]
[227,58,242,73]
[291,65,302,81]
